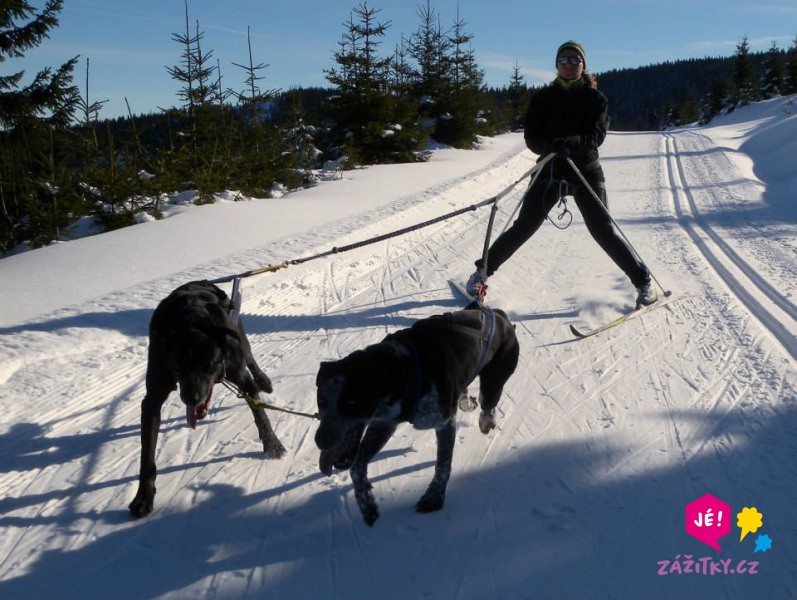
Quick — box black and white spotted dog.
[314,303,519,526]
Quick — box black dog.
[129,280,286,518]
[314,303,519,526]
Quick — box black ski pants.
[476,175,650,288]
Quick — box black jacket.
[524,78,608,181]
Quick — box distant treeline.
[598,46,796,130]
[102,44,797,142]
[2,0,796,254]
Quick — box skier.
[466,40,657,308]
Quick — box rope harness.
[219,378,319,420]
[541,159,573,230]
[219,281,319,420]
[548,180,573,230]
[201,151,667,421]
[207,163,540,420]
[208,163,542,287]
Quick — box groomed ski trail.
[1,129,795,600]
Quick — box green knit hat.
[556,40,586,68]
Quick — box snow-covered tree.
[699,78,729,124]
[507,61,529,131]
[406,0,486,147]
[406,0,451,122]
[759,41,785,99]
[731,36,757,106]
[325,2,425,164]
[437,3,488,146]
[784,36,797,95]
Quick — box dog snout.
[179,379,210,407]
[179,386,202,406]
[314,421,339,450]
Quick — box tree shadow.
[0,401,794,599]
[0,294,461,338]
[0,308,151,337]
[243,294,462,336]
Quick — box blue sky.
[14,0,797,119]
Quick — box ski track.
[2,131,797,599]
[663,133,797,361]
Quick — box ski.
[448,279,476,303]
[569,293,684,339]
[448,279,487,306]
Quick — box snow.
[1,97,796,599]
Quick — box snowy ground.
[1,96,795,600]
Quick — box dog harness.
[473,306,497,380]
[385,338,425,424]
[440,305,498,383]
[386,304,497,424]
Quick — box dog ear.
[204,302,233,328]
[211,325,242,350]
[204,281,229,304]
[211,326,247,380]
[199,303,239,347]
[316,361,338,386]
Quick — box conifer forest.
[2,1,796,254]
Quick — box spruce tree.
[230,26,279,132]
[389,36,416,96]
[325,2,423,164]
[507,61,528,131]
[228,26,285,196]
[166,1,227,201]
[0,0,79,128]
[678,92,701,125]
[0,0,81,252]
[437,3,486,147]
[784,36,797,94]
[759,41,785,99]
[699,78,728,124]
[166,1,220,121]
[407,1,451,128]
[283,91,320,187]
[731,36,757,106]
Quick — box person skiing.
[466,40,657,308]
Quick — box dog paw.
[457,392,478,413]
[333,455,355,471]
[416,488,445,513]
[129,487,156,519]
[354,484,379,526]
[253,372,273,394]
[478,409,497,434]
[263,438,287,459]
[361,503,380,527]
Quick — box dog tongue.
[186,383,214,430]
[319,450,335,476]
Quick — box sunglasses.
[557,55,584,65]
